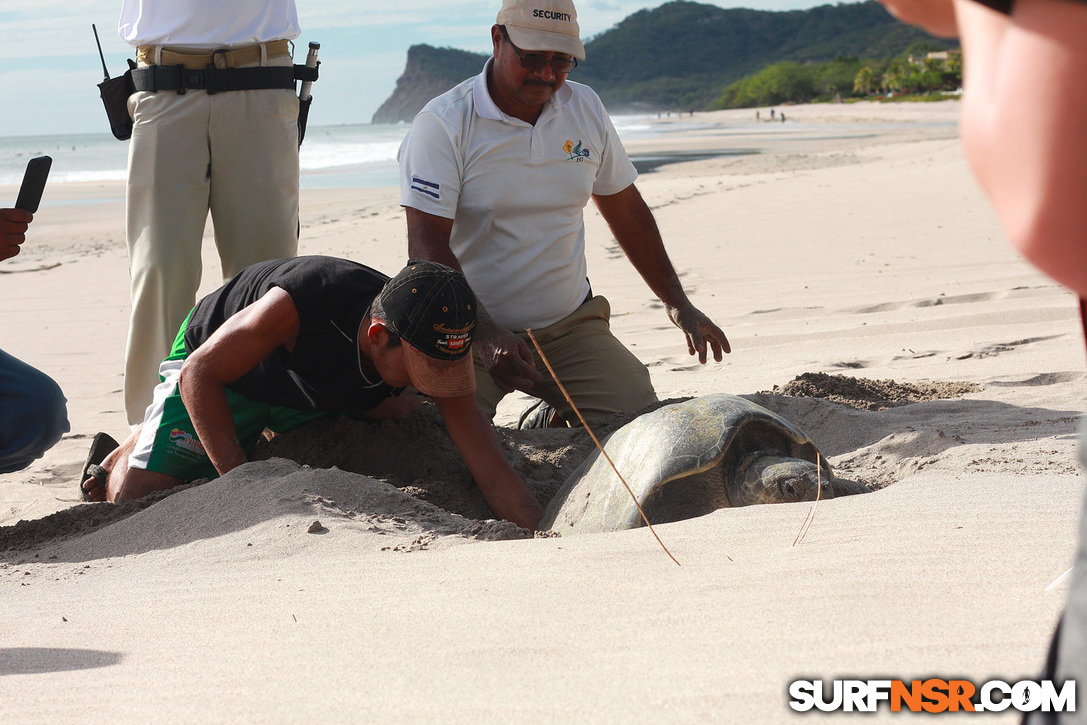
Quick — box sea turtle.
[539,393,869,534]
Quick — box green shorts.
[127,311,327,482]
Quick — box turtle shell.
[539,393,835,534]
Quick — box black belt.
[131,64,318,95]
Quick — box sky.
[0,0,857,138]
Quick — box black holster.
[298,96,313,146]
[98,59,136,141]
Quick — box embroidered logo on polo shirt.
[410,176,440,199]
[563,140,591,162]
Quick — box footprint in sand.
[892,349,939,361]
[853,290,1001,314]
[830,360,869,369]
[988,371,1085,387]
[957,335,1064,360]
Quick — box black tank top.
[185,256,401,412]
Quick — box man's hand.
[475,319,543,393]
[667,301,731,363]
[0,208,33,262]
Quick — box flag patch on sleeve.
[410,176,440,200]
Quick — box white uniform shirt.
[398,59,638,331]
[118,0,300,48]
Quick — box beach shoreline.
[1,99,1082,722]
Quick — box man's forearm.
[594,185,731,360]
[594,187,689,308]
[956,0,1087,296]
[435,395,544,529]
[179,368,248,476]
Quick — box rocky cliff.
[371,45,487,124]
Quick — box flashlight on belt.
[300,42,319,103]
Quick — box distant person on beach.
[79,257,544,531]
[0,208,70,473]
[879,0,1087,709]
[398,0,730,429]
[119,0,304,427]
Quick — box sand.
[0,101,1082,722]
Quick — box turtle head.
[736,454,834,506]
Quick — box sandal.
[79,432,119,501]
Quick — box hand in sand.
[475,320,543,394]
[0,208,33,261]
[667,300,731,363]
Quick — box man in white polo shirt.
[398,0,730,427]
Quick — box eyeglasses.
[501,28,578,74]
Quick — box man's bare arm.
[179,288,300,475]
[592,184,730,363]
[879,0,1087,296]
[954,0,1087,297]
[433,393,544,530]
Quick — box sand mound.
[250,401,673,521]
[769,372,980,410]
[8,459,533,563]
[3,375,1075,556]
[0,404,662,556]
[0,485,192,553]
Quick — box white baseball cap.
[497,0,585,60]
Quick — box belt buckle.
[211,48,230,70]
[179,68,207,95]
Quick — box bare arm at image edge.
[878,0,1087,297]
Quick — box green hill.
[577,0,953,110]
[372,0,954,122]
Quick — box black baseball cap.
[377,259,477,397]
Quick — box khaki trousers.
[123,53,300,424]
[474,296,658,423]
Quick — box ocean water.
[0,115,674,196]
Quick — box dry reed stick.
[526,329,681,566]
[792,452,823,546]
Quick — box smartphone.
[15,155,52,213]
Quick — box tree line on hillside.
[713,42,962,109]
[577,1,954,112]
